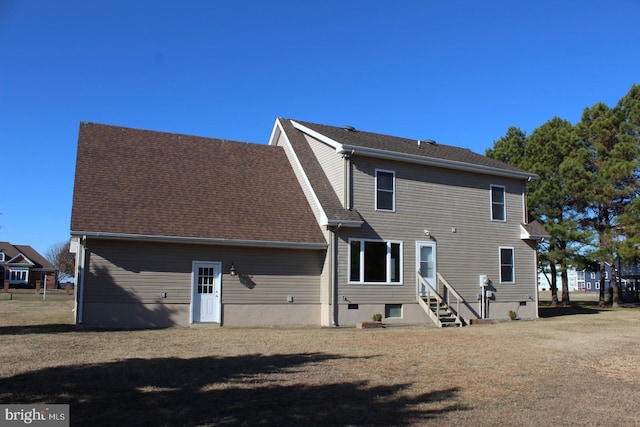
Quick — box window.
[490,185,506,221]
[499,247,514,283]
[590,272,596,279]
[349,239,402,284]
[0,252,4,262]
[375,170,395,211]
[9,269,28,284]
[385,304,402,318]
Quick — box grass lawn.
[0,298,638,426]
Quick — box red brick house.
[0,242,57,291]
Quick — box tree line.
[487,84,640,307]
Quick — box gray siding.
[82,239,326,317]
[335,157,537,319]
[303,134,344,206]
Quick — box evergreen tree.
[524,117,583,306]
[485,126,527,167]
[574,92,640,306]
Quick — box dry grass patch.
[1,300,639,426]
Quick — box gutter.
[324,219,363,228]
[338,145,536,180]
[69,231,328,250]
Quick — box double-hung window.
[499,247,515,283]
[376,169,395,211]
[490,185,506,221]
[349,239,402,284]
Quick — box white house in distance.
[538,267,579,292]
[70,118,547,329]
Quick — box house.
[578,263,639,302]
[70,119,547,329]
[537,265,579,292]
[0,242,57,291]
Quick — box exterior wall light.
[229,263,236,276]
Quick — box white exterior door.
[192,261,221,323]
[416,241,436,297]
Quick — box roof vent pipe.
[343,125,356,132]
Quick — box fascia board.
[7,254,35,266]
[267,120,281,146]
[290,120,344,150]
[70,231,328,250]
[339,144,536,180]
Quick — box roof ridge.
[79,122,264,146]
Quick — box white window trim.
[375,169,396,212]
[499,246,515,284]
[9,268,29,284]
[490,184,506,222]
[348,238,403,285]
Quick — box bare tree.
[45,241,75,282]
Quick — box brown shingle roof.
[521,220,551,240]
[0,242,55,270]
[277,118,362,224]
[289,119,532,177]
[71,123,326,245]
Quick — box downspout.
[329,225,341,327]
[342,150,354,209]
[75,235,87,325]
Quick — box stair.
[417,272,466,328]
[423,296,463,327]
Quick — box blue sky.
[1,0,638,255]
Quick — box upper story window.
[499,247,515,283]
[490,185,506,221]
[349,239,402,284]
[0,252,4,262]
[375,169,395,211]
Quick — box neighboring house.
[70,119,547,329]
[578,263,639,302]
[577,264,612,293]
[0,242,57,290]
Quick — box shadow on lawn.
[538,302,604,318]
[0,353,466,426]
